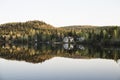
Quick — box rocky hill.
[0,20,54,29]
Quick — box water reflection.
[0,43,120,80]
[63,44,74,50]
[118,59,120,66]
[0,57,120,80]
[0,43,120,63]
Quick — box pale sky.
[0,0,120,27]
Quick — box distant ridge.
[0,20,54,29]
[0,20,119,30]
[60,25,96,29]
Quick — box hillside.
[0,20,54,29]
[60,25,96,29]
[0,20,120,46]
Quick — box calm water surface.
[0,44,120,80]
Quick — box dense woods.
[0,20,120,46]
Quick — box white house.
[63,37,74,43]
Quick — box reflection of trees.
[117,60,120,66]
[0,43,120,63]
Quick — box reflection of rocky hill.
[0,44,120,63]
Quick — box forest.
[0,20,120,46]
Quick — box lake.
[0,43,120,80]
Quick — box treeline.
[0,20,120,45]
[0,43,120,63]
